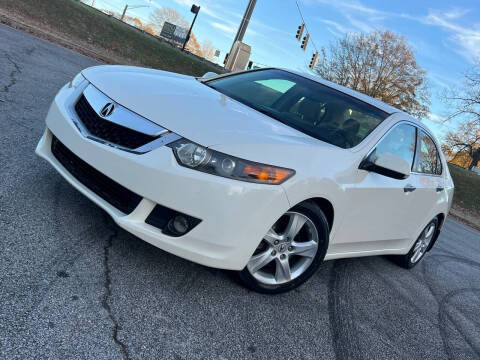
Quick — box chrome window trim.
[65,81,180,154]
[410,170,443,178]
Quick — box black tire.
[392,217,439,269]
[238,201,329,294]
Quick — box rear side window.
[370,124,417,168]
[413,131,442,175]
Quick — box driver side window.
[370,123,417,168]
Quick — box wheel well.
[306,198,334,233]
[427,213,446,251]
[436,213,445,229]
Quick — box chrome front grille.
[72,84,180,153]
[74,95,157,150]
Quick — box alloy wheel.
[247,211,319,285]
[410,222,436,264]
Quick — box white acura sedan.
[36,66,454,293]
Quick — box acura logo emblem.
[100,102,115,117]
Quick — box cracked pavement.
[3,53,21,94]
[1,24,480,360]
[101,214,131,360]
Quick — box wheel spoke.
[424,224,435,239]
[248,211,319,286]
[413,240,422,253]
[263,228,282,245]
[275,257,292,283]
[411,249,422,263]
[247,249,274,273]
[284,213,307,240]
[411,241,424,263]
[290,240,318,258]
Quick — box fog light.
[145,204,201,237]
[169,215,189,235]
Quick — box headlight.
[168,139,295,185]
[68,72,85,88]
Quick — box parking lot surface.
[1,24,479,359]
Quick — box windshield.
[206,69,389,148]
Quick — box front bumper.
[35,82,290,270]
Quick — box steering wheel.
[316,125,349,148]
[330,128,350,147]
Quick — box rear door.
[408,130,445,235]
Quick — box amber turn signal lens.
[242,165,294,184]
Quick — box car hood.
[82,66,331,165]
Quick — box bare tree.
[444,64,480,125]
[200,40,216,61]
[150,7,189,33]
[441,64,480,170]
[149,7,216,62]
[315,30,430,119]
[185,33,203,57]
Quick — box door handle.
[436,186,444,192]
[404,184,416,193]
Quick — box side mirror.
[359,152,410,180]
[202,72,218,79]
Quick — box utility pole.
[182,5,200,51]
[224,0,256,72]
[232,0,257,45]
[91,0,96,7]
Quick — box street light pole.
[120,4,150,21]
[182,5,200,51]
[121,5,129,21]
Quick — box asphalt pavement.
[1,23,479,360]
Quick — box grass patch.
[449,164,480,213]
[0,0,221,76]
[448,163,480,229]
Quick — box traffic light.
[223,53,229,65]
[247,61,253,70]
[301,33,309,50]
[296,22,305,41]
[309,51,319,70]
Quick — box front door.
[334,123,419,253]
